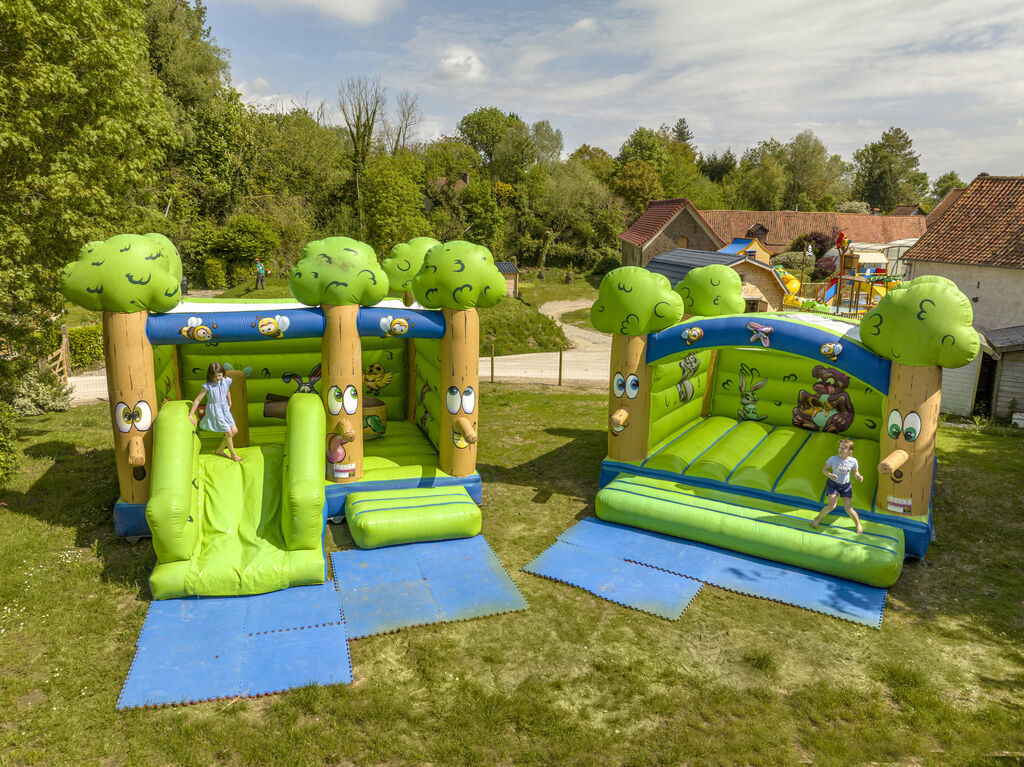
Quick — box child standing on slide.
[189,362,243,461]
[811,438,864,533]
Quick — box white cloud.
[431,46,488,85]
[568,17,597,33]
[224,0,403,25]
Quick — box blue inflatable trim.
[647,315,892,394]
[146,306,445,346]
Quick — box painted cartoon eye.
[613,373,626,397]
[887,409,904,439]
[343,385,358,415]
[326,385,344,415]
[625,375,640,399]
[462,386,476,414]
[132,401,153,431]
[902,411,922,442]
[114,402,133,433]
[446,386,462,414]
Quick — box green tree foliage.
[860,276,979,368]
[853,127,929,211]
[382,237,441,295]
[668,118,694,146]
[931,170,965,203]
[530,120,564,165]
[457,107,521,166]
[613,160,664,215]
[674,265,745,316]
[411,241,505,309]
[617,127,668,173]
[783,130,849,210]
[1,0,174,386]
[289,238,387,307]
[362,154,432,256]
[591,267,683,335]
[569,145,617,187]
[461,179,506,254]
[492,119,537,183]
[61,234,182,313]
[698,149,737,183]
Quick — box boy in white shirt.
[811,438,864,534]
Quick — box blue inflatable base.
[526,518,888,628]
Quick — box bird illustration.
[363,363,394,395]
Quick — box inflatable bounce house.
[590,265,980,588]
[61,233,504,599]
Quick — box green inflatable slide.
[146,394,327,600]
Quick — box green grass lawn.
[3,389,1023,765]
[560,306,596,332]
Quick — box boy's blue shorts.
[825,479,853,499]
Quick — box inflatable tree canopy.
[411,240,504,309]
[60,233,182,313]
[382,237,440,296]
[860,275,979,368]
[591,267,683,335]
[673,264,745,317]
[289,237,388,307]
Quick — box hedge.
[227,263,254,287]
[203,257,227,290]
[67,324,104,369]
[0,402,17,488]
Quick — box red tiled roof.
[904,175,1024,269]
[619,198,691,247]
[696,209,927,253]
[890,204,922,216]
[925,187,965,228]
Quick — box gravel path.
[538,299,609,352]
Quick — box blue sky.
[207,0,1024,182]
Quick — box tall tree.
[457,107,517,166]
[337,75,387,235]
[853,127,928,211]
[530,120,564,165]
[783,130,849,209]
[668,118,694,146]
[617,127,667,173]
[698,149,737,183]
[382,90,422,156]
[0,0,174,390]
[362,155,432,256]
[613,160,664,215]
[569,145,617,186]
[931,170,965,202]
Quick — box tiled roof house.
[902,174,1024,419]
[619,200,927,266]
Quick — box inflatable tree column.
[412,240,505,478]
[592,267,684,464]
[60,234,182,504]
[860,276,981,518]
[383,237,440,422]
[290,238,388,483]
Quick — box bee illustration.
[255,315,290,338]
[378,315,410,337]
[820,342,843,362]
[683,327,704,345]
[179,316,213,342]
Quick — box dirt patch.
[16,689,46,708]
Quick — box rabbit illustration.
[677,353,700,402]
[737,373,768,421]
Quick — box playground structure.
[61,234,504,599]
[591,265,980,588]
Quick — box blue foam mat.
[524,541,703,620]
[331,535,528,639]
[528,518,887,627]
[119,583,351,709]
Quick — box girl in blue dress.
[188,362,243,461]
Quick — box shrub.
[0,402,17,487]
[591,253,622,276]
[7,368,71,416]
[67,325,104,369]
[479,297,569,356]
[770,251,807,270]
[203,257,227,290]
[789,230,834,259]
[227,263,253,288]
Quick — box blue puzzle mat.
[331,536,528,639]
[119,582,351,709]
[525,518,887,627]
[524,540,703,619]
